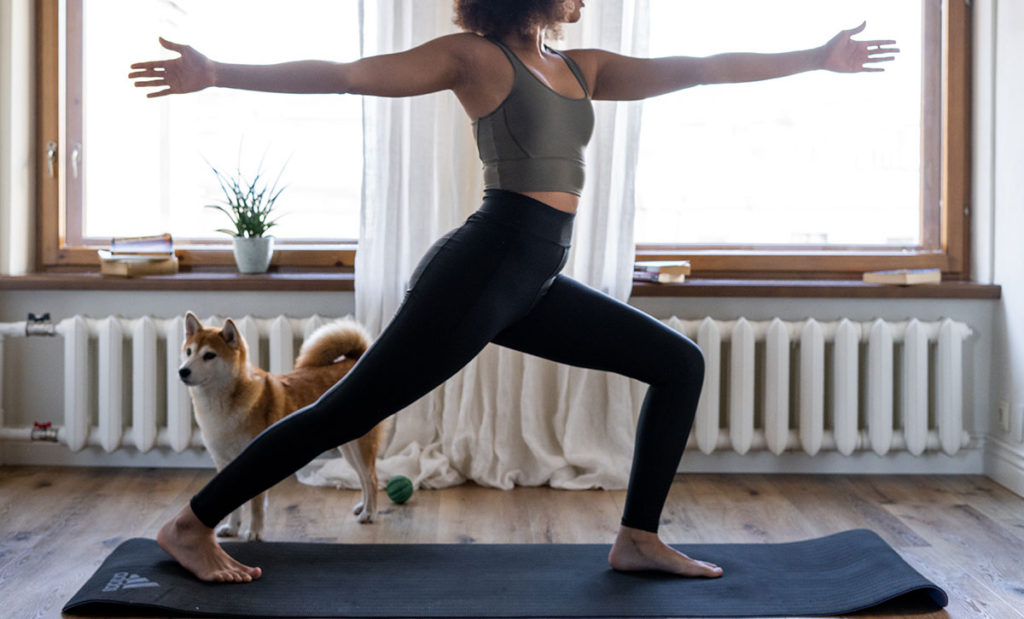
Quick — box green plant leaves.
[205,162,286,238]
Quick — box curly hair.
[453,0,572,38]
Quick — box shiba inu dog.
[178,312,390,541]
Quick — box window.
[633,0,969,279]
[38,0,363,269]
[37,0,970,278]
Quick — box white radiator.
[0,314,340,453]
[665,317,972,457]
[0,315,972,456]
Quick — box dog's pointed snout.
[178,367,191,379]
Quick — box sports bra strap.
[484,36,590,98]
[485,36,524,72]
[548,48,590,98]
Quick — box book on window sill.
[862,268,942,286]
[108,233,174,256]
[97,251,179,277]
[633,260,691,276]
[633,271,686,284]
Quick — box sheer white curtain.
[0,0,34,276]
[300,0,650,491]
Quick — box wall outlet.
[997,399,1011,433]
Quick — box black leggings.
[190,189,705,533]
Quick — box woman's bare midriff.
[522,191,579,213]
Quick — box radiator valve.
[31,422,58,442]
[25,313,56,337]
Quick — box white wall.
[984,0,1024,495]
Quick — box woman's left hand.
[821,21,899,73]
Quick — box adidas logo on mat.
[102,571,159,592]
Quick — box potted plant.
[206,163,285,273]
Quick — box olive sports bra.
[473,36,595,197]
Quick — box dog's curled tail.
[294,319,372,368]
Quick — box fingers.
[131,37,190,75]
[132,79,176,97]
[857,50,896,73]
[133,78,167,88]
[130,38,194,97]
[862,39,898,71]
[128,68,162,79]
[863,43,899,69]
[130,60,166,71]
[159,37,189,53]
[847,21,867,35]
[866,41,899,57]
[859,53,894,72]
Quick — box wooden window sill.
[0,272,1002,299]
[631,279,1001,299]
[0,270,356,292]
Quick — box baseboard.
[984,434,1024,498]
[677,445,985,475]
[0,442,213,468]
[2,439,986,477]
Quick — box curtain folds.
[300,0,650,492]
[0,0,34,276]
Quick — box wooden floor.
[2,467,1023,618]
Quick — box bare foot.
[608,526,723,578]
[156,504,262,583]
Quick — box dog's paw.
[215,524,238,538]
[240,528,263,542]
[352,502,375,523]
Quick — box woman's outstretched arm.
[571,22,899,101]
[128,34,470,98]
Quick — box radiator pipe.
[0,427,57,442]
[31,422,58,442]
[0,315,57,338]
[25,313,57,337]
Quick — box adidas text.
[102,572,159,592]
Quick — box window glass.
[635,0,926,247]
[81,0,362,241]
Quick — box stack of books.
[97,233,179,277]
[633,260,691,284]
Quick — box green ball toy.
[386,475,414,504]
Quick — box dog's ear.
[220,318,242,349]
[185,312,202,338]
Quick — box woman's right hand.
[128,37,215,98]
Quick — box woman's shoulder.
[397,32,501,73]
[557,47,605,66]
[554,48,607,91]
[436,32,513,73]
[431,32,496,53]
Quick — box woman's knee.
[656,333,705,386]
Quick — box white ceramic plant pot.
[231,236,274,274]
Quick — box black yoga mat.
[64,529,946,618]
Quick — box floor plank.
[3,467,1023,618]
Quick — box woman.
[129,0,896,583]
